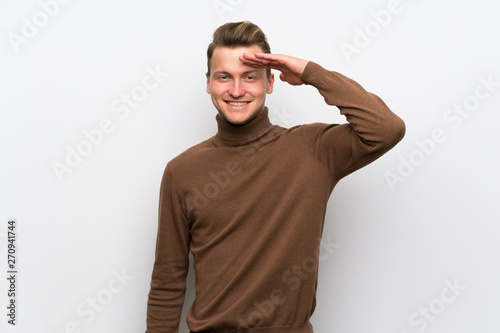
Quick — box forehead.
[211,45,265,74]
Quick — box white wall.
[1,0,499,332]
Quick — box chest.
[179,137,332,241]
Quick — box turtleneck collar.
[212,107,275,147]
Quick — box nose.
[229,81,244,98]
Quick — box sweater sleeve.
[146,164,191,333]
[300,61,405,181]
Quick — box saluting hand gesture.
[239,52,309,86]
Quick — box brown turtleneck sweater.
[146,62,405,333]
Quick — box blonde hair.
[207,21,271,77]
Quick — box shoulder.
[284,122,343,138]
[166,137,214,170]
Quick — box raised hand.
[239,52,309,86]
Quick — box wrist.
[301,61,323,86]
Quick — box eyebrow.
[242,70,263,77]
[213,69,262,76]
[243,69,261,75]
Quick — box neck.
[213,107,274,147]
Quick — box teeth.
[228,102,249,106]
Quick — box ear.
[266,73,275,94]
[206,72,211,94]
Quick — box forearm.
[301,61,405,149]
[146,165,191,332]
[146,266,187,333]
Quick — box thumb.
[279,73,286,82]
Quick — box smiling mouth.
[225,101,251,107]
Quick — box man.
[146,21,405,333]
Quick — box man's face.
[206,45,274,125]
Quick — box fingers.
[240,52,275,61]
[239,54,271,68]
[252,52,279,60]
[239,53,285,69]
[254,53,289,68]
[239,54,267,67]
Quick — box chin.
[219,108,258,126]
[222,113,252,125]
